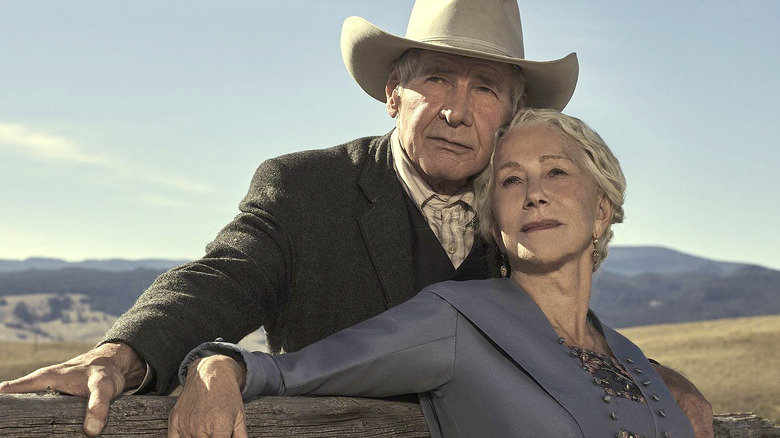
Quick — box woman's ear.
[385,68,401,118]
[490,220,505,252]
[593,194,613,238]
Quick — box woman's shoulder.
[421,278,517,300]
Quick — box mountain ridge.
[0,246,776,343]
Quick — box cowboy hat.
[340,0,578,110]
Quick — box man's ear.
[385,68,401,118]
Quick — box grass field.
[1,315,777,424]
[620,314,780,425]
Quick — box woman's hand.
[169,355,248,438]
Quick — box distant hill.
[601,246,754,276]
[0,258,189,273]
[0,247,777,340]
[591,264,780,327]
[0,268,165,316]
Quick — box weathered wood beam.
[0,393,429,437]
[0,393,777,437]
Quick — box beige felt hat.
[341,0,579,110]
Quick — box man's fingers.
[83,375,121,437]
[233,413,249,438]
[0,368,57,394]
[168,426,181,438]
[691,403,714,438]
[84,389,110,436]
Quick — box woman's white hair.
[473,108,626,271]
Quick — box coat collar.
[356,131,417,308]
[428,278,690,438]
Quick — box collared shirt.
[391,130,477,269]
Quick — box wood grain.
[0,393,777,437]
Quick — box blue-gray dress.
[180,279,694,438]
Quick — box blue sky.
[1,1,778,270]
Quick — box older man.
[0,1,712,437]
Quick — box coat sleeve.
[101,157,299,394]
[179,291,459,399]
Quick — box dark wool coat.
[102,132,499,393]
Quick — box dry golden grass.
[620,314,780,425]
[0,341,93,383]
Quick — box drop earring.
[500,253,509,277]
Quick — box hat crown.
[405,0,525,59]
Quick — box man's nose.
[439,85,473,127]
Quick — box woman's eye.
[548,168,567,177]
[427,76,445,84]
[501,176,523,187]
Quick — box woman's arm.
[170,291,459,436]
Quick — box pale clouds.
[142,174,213,194]
[140,193,205,210]
[0,121,213,195]
[0,122,107,165]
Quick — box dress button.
[610,411,619,420]
[663,431,671,438]
[603,395,611,403]
[593,376,602,385]
[634,368,643,374]
[215,337,224,342]
[447,243,456,254]
[652,394,660,401]
[558,337,566,344]
[642,379,652,386]
[625,357,634,364]
[659,409,667,417]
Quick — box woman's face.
[490,124,611,272]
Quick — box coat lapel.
[431,279,619,437]
[357,132,416,308]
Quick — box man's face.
[386,51,517,195]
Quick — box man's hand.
[0,342,145,437]
[653,363,714,438]
[169,355,248,438]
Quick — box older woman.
[170,109,694,438]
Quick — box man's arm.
[0,157,305,436]
[653,363,714,438]
[0,342,146,437]
[100,156,304,395]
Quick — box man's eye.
[427,76,445,84]
[477,86,497,96]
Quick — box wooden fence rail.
[1,393,777,437]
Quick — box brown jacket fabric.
[102,132,498,393]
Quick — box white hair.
[473,108,626,271]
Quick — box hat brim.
[341,16,579,111]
